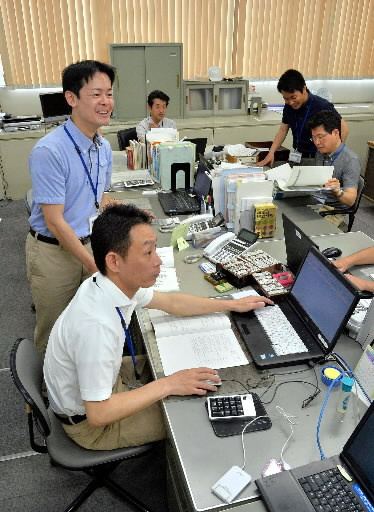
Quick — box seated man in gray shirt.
[136,89,177,142]
[308,110,360,210]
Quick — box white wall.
[247,79,374,105]
[0,87,62,115]
[0,79,373,116]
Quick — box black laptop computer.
[282,213,319,275]
[232,246,360,369]
[158,155,213,215]
[256,398,374,512]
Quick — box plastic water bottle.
[336,376,354,421]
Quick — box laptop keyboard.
[158,191,200,214]
[254,305,308,355]
[299,467,365,512]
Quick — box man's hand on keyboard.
[165,368,221,396]
[230,295,274,313]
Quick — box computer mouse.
[322,247,342,259]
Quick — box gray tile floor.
[1,196,373,511]
[0,200,168,512]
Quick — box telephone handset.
[180,213,213,226]
[203,228,259,264]
[182,212,225,240]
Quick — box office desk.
[109,187,370,512]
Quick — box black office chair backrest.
[117,127,138,150]
[353,175,365,213]
[10,338,51,442]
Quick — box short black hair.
[147,90,170,107]
[277,69,307,93]
[91,204,152,275]
[308,110,342,139]
[62,60,116,98]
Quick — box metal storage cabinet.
[110,43,183,121]
[184,80,248,117]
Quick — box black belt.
[54,411,87,425]
[29,228,91,246]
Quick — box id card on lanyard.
[64,125,100,233]
[289,97,314,163]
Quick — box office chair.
[318,175,365,232]
[10,338,155,512]
[117,127,138,150]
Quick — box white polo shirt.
[44,272,153,416]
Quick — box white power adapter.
[211,466,252,504]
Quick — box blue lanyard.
[326,143,345,166]
[115,307,140,379]
[64,125,100,210]
[295,96,313,150]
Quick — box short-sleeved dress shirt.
[44,273,154,416]
[29,118,112,238]
[315,144,361,207]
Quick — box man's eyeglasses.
[310,133,328,143]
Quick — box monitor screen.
[193,158,212,198]
[343,401,374,503]
[39,92,70,119]
[290,247,358,347]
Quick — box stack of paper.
[266,163,333,191]
[152,246,179,292]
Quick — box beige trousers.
[25,233,93,359]
[62,356,166,450]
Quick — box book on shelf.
[148,310,248,376]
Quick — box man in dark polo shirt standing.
[258,69,348,167]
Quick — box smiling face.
[65,71,113,139]
[281,86,309,110]
[111,224,162,297]
[149,98,167,124]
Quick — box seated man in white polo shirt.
[136,89,176,142]
[44,204,272,450]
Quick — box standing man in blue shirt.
[136,90,177,142]
[26,60,118,359]
[258,69,348,167]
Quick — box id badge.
[89,214,99,234]
[289,150,302,163]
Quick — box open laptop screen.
[282,213,319,275]
[343,401,374,502]
[290,247,358,347]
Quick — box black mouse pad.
[206,392,272,437]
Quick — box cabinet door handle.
[215,95,218,103]
[243,94,245,104]
[177,74,180,88]
[186,95,188,105]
